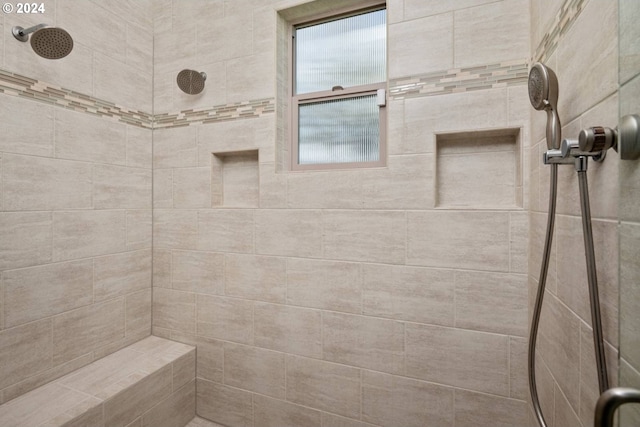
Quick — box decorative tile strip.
[153,99,275,129]
[0,68,275,129]
[389,59,529,100]
[534,0,586,63]
[0,69,153,128]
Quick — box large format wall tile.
[323,210,406,264]
[407,211,510,271]
[153,127,198,169]
[3,260,93,327]
[362,264,455,326]
[454,389,527,427]
[197,210,255,253]
[286,258,361,314]
[52,299,125,365]
[196,295,253,345]
[255,210,323,258]
[323,312,405,375]
[510,337,528,400]
[2,154,92,211]
[454,271,528,336]
[362,370,454,427]
[126,210,152,250]
[53,211,126,261]
[0,96,54,157]
[388,13,453,78]
[141,380,195,427]
[94,165,152,209]
[287,170,363,209]
[362,154,435,209]
[93,52,152,113]
[55,109,127,165]
[197,379,253,427]
[454,0,529,67]
[0,212,52,270]
[286,355,361,419]
[223,343,285,399]
[224,254,286,303]
[538,292,581,412]
[557,0,617,127]
[254,302,322,358]
[170,333,224,384]
[94,250,151,302]
[406,323,509,396]
[173,167,212,209]
[253,394,321,427]
[153,210,198,250]
[126,289,152,336]
[152,288,195,334]
[171,250,224,295]
[103,364,172,427]
[0,320,52,390]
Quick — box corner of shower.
[528,60,640,427]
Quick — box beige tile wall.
[618,0,640,425]
[0,1,153,404]
[529,0,626,426]
[154,0,531,426]
[5,0,631,426]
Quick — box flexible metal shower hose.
[528,164,557,427]
[577,168,609,394]
[529,162,610,427]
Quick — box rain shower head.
[12,24,73,59]
[177,69,207,95]
[529,62,561,149]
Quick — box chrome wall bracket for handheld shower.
[548,114,640,164]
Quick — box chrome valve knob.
[578,126,616,153]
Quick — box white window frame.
[290,4,387,171]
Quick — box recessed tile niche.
[212,150,259,207]
[436,128,522,209]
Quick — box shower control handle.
[577,115,640,160]
[617,114,640,160]
[579,127,616,153]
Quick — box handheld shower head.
[529,62,561,149]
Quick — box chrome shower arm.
[12,24,47,42]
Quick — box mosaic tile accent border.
[154,99,275,129]
[534,0,586,63]
[0,68,275,129]
[389,59,529,100]
[0,69,153,128]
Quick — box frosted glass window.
[295,9,386,94]
[292,6,387,169]
[298,95,379,164]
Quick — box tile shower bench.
[0,336,196,427]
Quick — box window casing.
[291,6,387,170]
